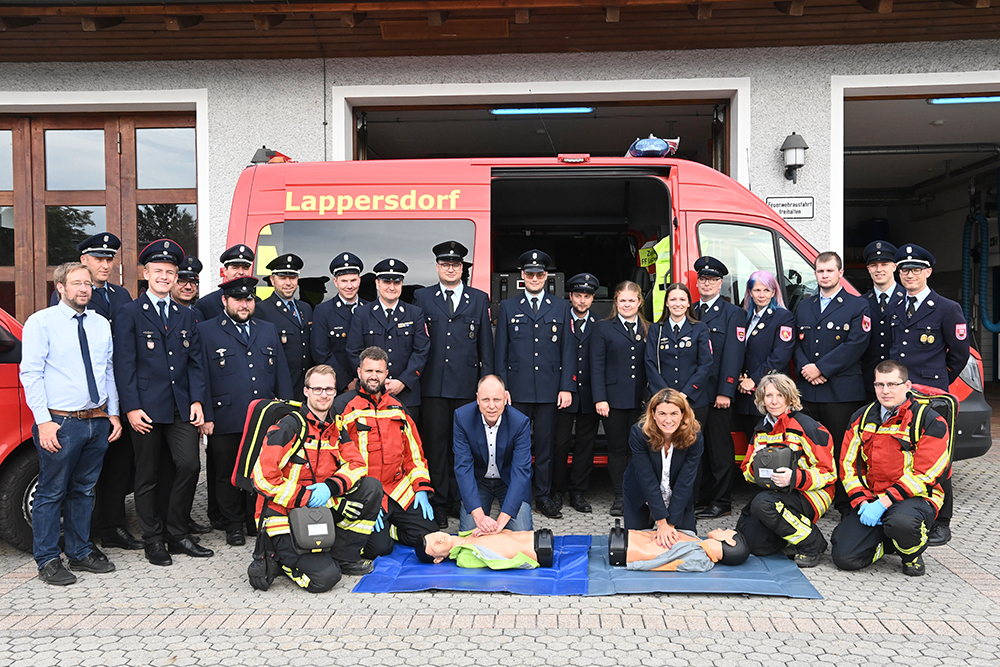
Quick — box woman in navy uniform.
[198,276,294,546]
[346,258,430,417]
[622,389,704,539]
[311,253,365,393]
[413,241,494,528]
[644,282,713,425]
[255,252,313,399]
[735,270,796,437]
[591,280,649,517]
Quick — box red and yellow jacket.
[252,406,368,536]
[340,389,433,510]
[840,398,949,513]
[742,411,836,519]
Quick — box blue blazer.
[347,300,430,406]
[623,423,703,531]
[452,402,533,519]
[311,296,365,392]
[412,284,494,400]
[861,284,906,390]
[494,293,575,404]
[51,282,132,326]
[888,288,970,391]
[699,298,746,399]
[113,294,206,424]
[590,317,647,410]
[645,319,713,408]
[198,314,294,434]
[563,311,598,413]
[793,290,870,402]
[254,293,314,395]
[735,306,796,417]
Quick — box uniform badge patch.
[956,323,967,341]
[862,315,871,332]
[736,327,746,342]
[779,326,792,342]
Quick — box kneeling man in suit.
[453,375,533,535]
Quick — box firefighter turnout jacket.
[840,397,950,514]
[340,389,434,510]
[742,411,837,519]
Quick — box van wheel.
[0,447,38,552]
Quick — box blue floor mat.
[352,535,592,596]
[585,535,823,599]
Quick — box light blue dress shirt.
[20,301,118,423]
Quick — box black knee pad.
[881,508,924,544]
[534,528,554,568]
[608,519,628,567]
[306,561,342,593]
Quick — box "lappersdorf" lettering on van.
[285,189,462,216]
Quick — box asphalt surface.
[2,405,1000,666]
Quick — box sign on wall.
[766,196,814,220]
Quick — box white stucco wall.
[1,39,999,265]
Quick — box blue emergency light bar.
[490,107,595,115]
[927,96,1000,105]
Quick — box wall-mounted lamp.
[780,132,808,184]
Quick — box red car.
[0,306,36,551]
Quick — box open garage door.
[844,94,1000,382]
[355,101,729,173]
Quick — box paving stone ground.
[3,402,1000,666]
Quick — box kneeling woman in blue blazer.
[622,388,704,546]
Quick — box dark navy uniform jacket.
[254,293,313,395]
[698,298,746,400]
[494,292,576,404]
[888,289,970,391]
[192,288,224,323]
[412,284,494,400]
[590,317,647,411]
[198,314,293,434]
[623,424,704,532]
[644,319,713,409]
[734,307,796,417]
[861,283,906,388]
[51,281,132,325]
[311,296,365,392]
[561,311,598,414]
[793,289,871,403]
[113,294,206,424]
[347,300,430,406]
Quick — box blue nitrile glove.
[306,483,331,508]
[374,509,385,533]
[414,491,434,521]
[859,500,887,527]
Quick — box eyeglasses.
[437,261,462,270]
[697,276,722,283]
[177,279,198,286]
[873,381,906,389]
[65,280,93,289]
[898,267,926,275]
[305,386,336,396]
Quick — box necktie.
[626,321,636,339]
[531,297,539,316]
[157,299,168,330]
[906,296,917,319]
[95,286,110,308]
[879,292,888,314]
[288,300,301,326]
[700,302,709,317]
[673,324,680,337]
[386,307,394,322]
[241,323,250,343]
[445,289,455,317]
[575,318,585,334]
[75,313,100,405]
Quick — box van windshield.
[254,219,475,305]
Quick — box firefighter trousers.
[831,497,936,571]
[736,489,827,557]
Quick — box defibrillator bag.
[287,506,337,554]
[232,399,306,494]
[751,445,795,490]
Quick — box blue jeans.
[32,415,110,568]
[459,477,533,532]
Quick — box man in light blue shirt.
[20,262,121,585]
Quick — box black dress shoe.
[145,541,173,566]
[695,503,732,519]
[89,544,109,562]
[188,519,213,535]
[551,494,564,511]
[226,529,246,546]
[435,512,449,530]
[102,527,143,550]
[609,496,624,517]
[569,493,592,513]
[168,537,215,558]
[927,522,952,546]
[536,497,563,519]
